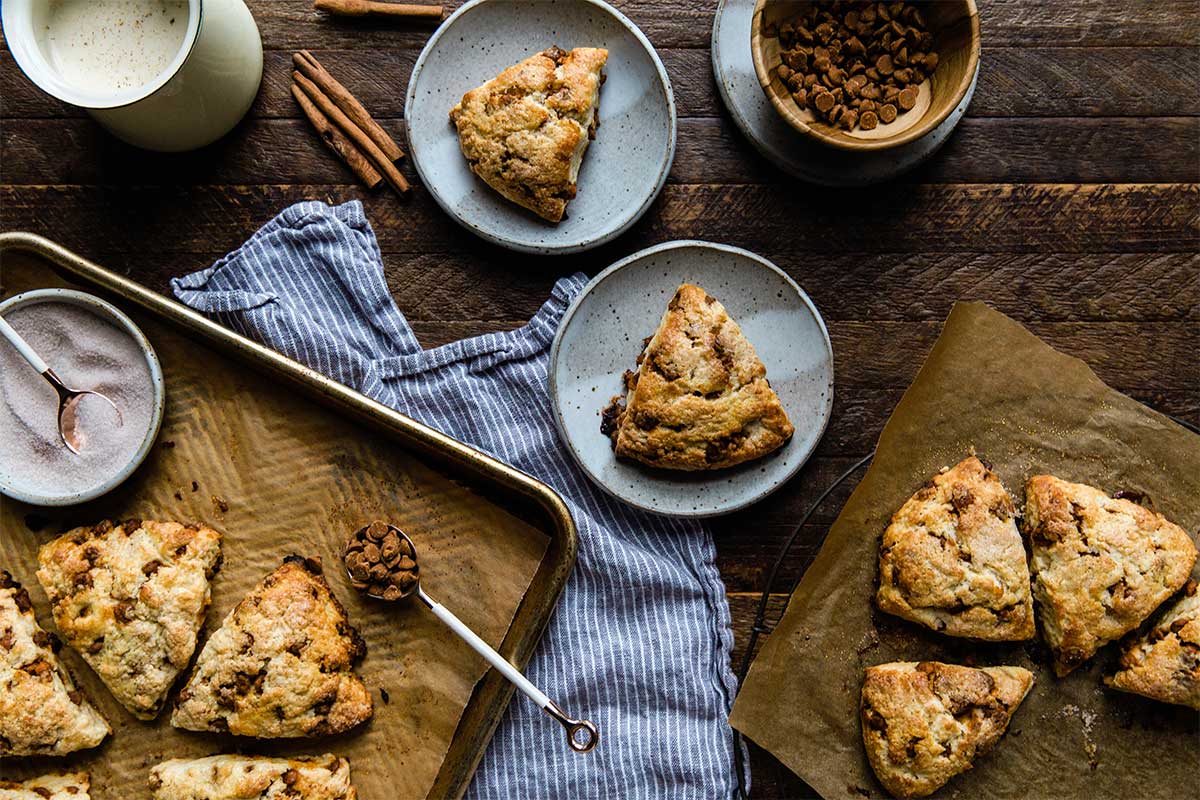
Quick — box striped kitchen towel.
[171,201,744,799]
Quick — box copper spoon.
[347,523,598,753]
[0,314,122,454]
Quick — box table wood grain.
[2,1,1198,796]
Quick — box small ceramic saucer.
[405,0,676,254]
[549,241,834,518]
[712,0,979,186]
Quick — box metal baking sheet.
[0,232,577,799]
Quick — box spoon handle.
[417,586,598,753]
[0,314,49,373]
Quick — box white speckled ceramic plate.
[405,0,676,254]
[712,0,979,186]
[550,241,834,517]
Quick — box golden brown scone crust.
[36,519,222,720]
[149,754,356,800]
[877,456,1034,641]
[172,556,372,738]
[0,571,109,757]
[607,284,794,471]
[449,46,607,222]
[0,772,90,800]
[1106,579,1200,709]
[860,661,1033,799]
[1022,475,1198,676]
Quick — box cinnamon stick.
[294,50,404,162]
[292,85,382,190]
[313,0,444,20]
[293,70,411,195]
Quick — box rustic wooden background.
[2,1,1198,796]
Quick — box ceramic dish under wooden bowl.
[751,0,979,151]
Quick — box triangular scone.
[0,773,90,800]
[861,661,1033,799]
[1022,475,1198,676]
[877,456,1034,641]
[602,284,794,471]
[1105,579,1199,709]
[449,46,607,222]
[36,519,223,719]
[0,571,109,756]
[172,556,372,738]
[150,754,355,800]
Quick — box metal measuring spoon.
[345,522,599,754]
[0,314,123,454]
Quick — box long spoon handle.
[0,314,49,373]
[417,586,598,753]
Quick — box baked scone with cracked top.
[860,661,1033,799]
[0,773,90,800]
[601,284,794,470]
[877,456,1034,641]
[449,46,607,222]
[36,519,222,720]
[0,571,109,756]
[172,556,372,738]
[149,754,356,800]
[1022,475,1197,676]
[1105,579,1199,709]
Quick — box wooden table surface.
[2,1,1198,796]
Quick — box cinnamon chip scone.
[0,571,109,756]
[1105,579,1199,709]
[449,46,607,222]
[1022,475,1198,676]
[877,456,1034,641]
[0,773,90,800]
[149,754,356,800]
[601,284,794,470]
[860,661,1033,799]
[36,519,223,720]
[172,556,372,738]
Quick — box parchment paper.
[730,302,1200,799]
[0,252,550,799]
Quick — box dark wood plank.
[7,116,1199,185]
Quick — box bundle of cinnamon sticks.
[291,50,409,195]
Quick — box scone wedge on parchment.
[36,519,223,719]
[172,556,373,738]
[602,283,794,470]
[0,571,109,756]
[877,456,1034,641]
[149,754,356,800]
[0,773,90,800]
[1022,475,1198,676]
[1105,579,1200,709]
[860,661,1033,799]
[450,46,607,222]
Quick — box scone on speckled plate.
[149,754,356,800]
[449,46,607,222]
[876,456,1034,641]
[860,661,1033,799]
[0,772,90,800]
[1105,579,1199,709]
[36,519,222,720]
[172,556,372,738]
[0,571,109,756]
[1022,475,1198,676]
[601,283,794,471]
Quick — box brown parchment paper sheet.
[0,252,549,799]
[730,302,1200,799]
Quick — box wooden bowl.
[751,0,979,151]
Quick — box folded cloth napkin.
[172,201,743,798]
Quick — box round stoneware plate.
[405,0,676,254]
[550,241,834,517]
